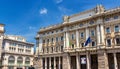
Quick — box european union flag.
[84,37,91,46]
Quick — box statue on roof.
[63,16,69,23]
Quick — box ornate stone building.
[0,24,34,69]
[35,5,120,69]
[0,24,5,68]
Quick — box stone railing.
[2,50,33,56]
[64,45,120,52]
[104,18,120,24]
[39,44,120,55]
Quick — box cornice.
[4,39,34,45]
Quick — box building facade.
[0,24,34,69]
[35,5,120,69]
[0,24,5,68]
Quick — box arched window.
[25,57,30,64]
[89,20,94,24]
[17,56,23,64]
[8,56,15,64]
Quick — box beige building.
[34,5,120,69]
[0,24,5,68]
[0,24,34,69]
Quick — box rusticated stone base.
[62,53,71,69]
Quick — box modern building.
[0,24,34,69]
[34,5,120,69]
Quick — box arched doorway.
[117,53,120,69]
[17,56,23,69]
[8,56,15,69]
[25,57,30,69]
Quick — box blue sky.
[0,0,120,44]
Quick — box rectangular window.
[114,16,118,19]
[115,25,119,32]
[61,46,63,52]
[116,38,120,45]
[72,44,74,48]
[51,38,54,43]
[105,18,110,21]
[10,43,17,46]
[91,30,95,36]
[79,24,83,27]
[56,37,58,42]
[72,34,74,40]
[106,27,110,33]
[107,39,111,46]
[80,32,84,38]
[61,36,63,41]
[92,42,95,46]
[81,43,84,47]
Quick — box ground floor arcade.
[35,50,120,69]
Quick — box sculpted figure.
[63,16,69,23]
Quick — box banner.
[81,57,86,64]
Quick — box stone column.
[96,25,101,45]
[45,58,47,69]
[114,53,118,69]
[76,30,79,48]
[59,57,61,69]
[76,53,80,69]
[54,57,56,69]
[49,57,51,69]
[104,52,109,69]
[86,52,91,69]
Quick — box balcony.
[39,44,120,55]
[2,50,33,56]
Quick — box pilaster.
[49,57,51,69]
[86,52,91,69]
[59,57,61,69]
[54,57,56,69]
[76,30,79,48]
[96,25,101,45]
[114,53,118,69]
[45,58,47,69]
[76,53,80,69]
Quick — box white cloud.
[55,0,63,4]
[39,8,48,14]
[58,6,71,14]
